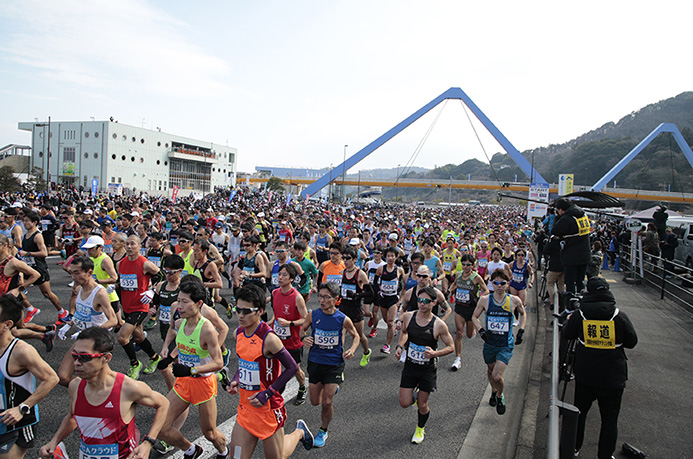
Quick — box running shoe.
[143,317,157,331]
[368,317,374,328]
[153,440,174,454]
[451,357,462,371]
[496,395,506,415]
[489,390,497,407]
[216,448,229,459]
[313,429,328,448]
[411,426,425,444]
[23,308,40,324]
[183,444,203,459]
[217,368,231,391]
[143,355,161,375]
[56,310,72,325]
[225,306,234,319]
[42,330,55,352]
[369,328,378,338]
[296,419,314,450]
[127,361,143,380]
[221,348,230,367]
[295,386,307,405]
[380,344,390,355]
[360,349,371,367]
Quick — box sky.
[1,0,691,178]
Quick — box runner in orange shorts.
[225,284,314,459]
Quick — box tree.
[26,167,47,192]
[266,176,285,192]
[0,166,20,193]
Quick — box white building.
[18,120,237,196]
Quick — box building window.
[141,139,145,144]
[132,137,136,142]
[164,161,168,166]
[85,132,89,138]
[111,154,116,160]
[84,152,89,159]
[121,155,126,161]
[64,147,76,162]
[111,177,115,183]
[165,143,169,148]
[39,152,43,158]
[94,132,99,138]
[157,141,161,147]
[94,153,99,159]
[131,156,135,162]
[229,153,235,163]
[122,135,126,141]
[139,158,144,163]
[118,177,122,183]
[113,133,117,139]
[83,175,87,186]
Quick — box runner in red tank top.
[115,235,161,380]
[270,264,309,405]
[39,327,168,459]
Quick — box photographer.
[562,277,638,459]
[550,198,591,293]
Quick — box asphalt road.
[25,258,503,459]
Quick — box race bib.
[513,272,524,284]
[120,274,138,291]
[22,256,35,266]
[443,262,453,273]
[159,305,171,323]
[487,315,510,333]
[314,329,339,349]
[271,272,279,288]
[368,272,376,284]
[139,247,147,256]
[381,279,397,295]
[478,258,488,268]
[238,358,261,391]
[341,283,356,299]
[326,274,342,286]
[455,288,470,303]
[582,320,616,349]
[273,320,290,339]
[407,342,427,364]
[177,352,201,367]
[148,256,162,267]
[80,442,118,459]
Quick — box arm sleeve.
[255,348,298,405]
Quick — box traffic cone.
[602,254,609,271]
[613,255,621,272]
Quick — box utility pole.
[449,176,452,206]
[35,117,52,189]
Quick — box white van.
[667,217,693,269]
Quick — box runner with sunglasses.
[364,248,385,337]
[449,253,488,371]
[338,247,373,367]
[226,284,314,458]
[374,247,405,355]
[395,286,454,444]
[472,269,526,415]
[40,327,167,459]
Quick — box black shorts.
[124,311,148,327]
[307,361,344,385]
[339,304,363,323]
[379,295,398,309]
[0,424,36,453]
[33,269,50,286]
[400,365,437,393]
[455,304,475,322]
[445,274,455,284]
[288,347,303,365]
[159,320,171,340]
[110,300,121,314]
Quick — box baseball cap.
[81,236,105,249]
[84,209,93,215]
[348,238,360,246]
[388,233,398,241]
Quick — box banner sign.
[527,183,550,221]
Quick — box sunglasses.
[71,351,106,363]
[242,243,252,247]
[492,281,508,286]
[275,249,287,253]
[460,263,472,267]
[163,269,181,276]
[417,297,434,304]
[179,239,190,244]
[329,252,341,256]
[342,256,353,261]
[236,307,259,315]
[416,274,429,278]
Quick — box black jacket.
[562,290,638,389]
[543,237,564,272]
[551,204,591,266]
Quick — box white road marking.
[169,379,300,458]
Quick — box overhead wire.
[460,100,502,186]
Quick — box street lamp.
[342,145,348,202]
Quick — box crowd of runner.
[0,184,623,459]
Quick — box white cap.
[81,235,105,249]
[257,212,265,218]
[84,209,93,215]
[388,233,398,240]
[348,238,360,246]
[11,202,21,208]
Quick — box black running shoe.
[184,444,203,459]
[496,395,506,415]
[42,331,56,352]
[295,386,306,405]
[489,391,497,407]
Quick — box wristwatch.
[290,321,294,327]
[142,436,156,446]
[190,367,199,376]
[18,403,31,415]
